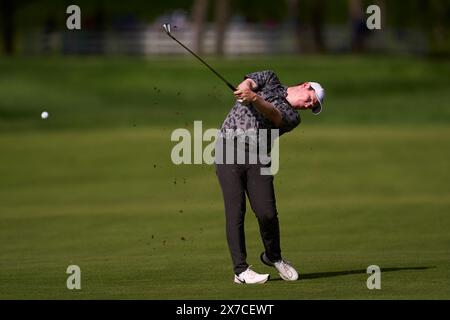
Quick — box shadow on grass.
[270,266,435,281]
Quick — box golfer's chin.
[293,105,310,111]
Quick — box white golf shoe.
[234,266,270,284]
[260,252,299,281]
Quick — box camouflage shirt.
[219,70,301,139]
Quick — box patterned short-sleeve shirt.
[219,70,301,138]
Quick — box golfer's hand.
[234,88,257,105]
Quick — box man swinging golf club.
[215,70,325,284]
[161,24,325,284]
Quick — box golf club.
[162,23,244,103]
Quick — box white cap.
[309,82,325,115]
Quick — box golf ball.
[41,111,49,119]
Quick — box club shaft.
[166,33,236,92]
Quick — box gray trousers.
[215,139,282,275]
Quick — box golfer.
[215,70,325,284]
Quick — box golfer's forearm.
[252,95,282,127]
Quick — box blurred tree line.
[0,0,449,56]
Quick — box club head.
[162,23,171,34]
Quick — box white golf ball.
[41,111,49,119]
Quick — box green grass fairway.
[0,56,449,299]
